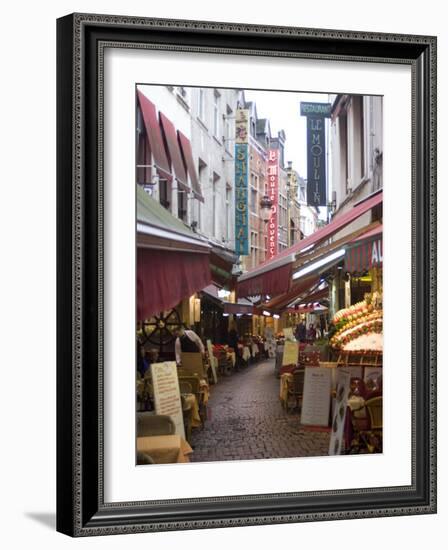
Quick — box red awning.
[345,224,383,273]
[137,248,211,320]
[137,91,172,181]
[286,304,328,314]
[237,190,383,298]
[224,302,254,315]
[159,112,190,192]
[258,275,320,313]
[178,131,204,202]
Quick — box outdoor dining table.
[137,434,193,464]
[183,393,202,428]
[279,372,293,405]
[199,377,209,395]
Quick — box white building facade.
[330,93,383,237]
[136,84,238,257]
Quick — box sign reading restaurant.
[300,102,331,207]
[267,149,279,260]
[235,109,249,255]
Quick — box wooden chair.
[215,349,233,376]
[136,413,175,437]
[179,380,193,395]
[136,451,155,465]
[365,396,382,430]
[286,368,305,413]
[178,375,207,424]
[180,352,206,378]
[350,396,382,453]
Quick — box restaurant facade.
[136,87,384,464]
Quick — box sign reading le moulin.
[234,109,250,255]
[300,102,331,207]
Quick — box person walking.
[227,325,239,353]
[295,320,307,342]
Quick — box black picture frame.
[56,13,437,536]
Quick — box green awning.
[136,186,210,252]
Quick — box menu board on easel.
[300,367,332,426]
[329,369,351,455]
[150,362,185,439]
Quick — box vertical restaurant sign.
[235,143,249,255]
[267,149,279,259]
[235,109,250,255]
[300,102,331,207]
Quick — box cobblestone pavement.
[190,359,330,462]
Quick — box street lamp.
[259,195,273,223]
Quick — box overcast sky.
[244,89,331,182]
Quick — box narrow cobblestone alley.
[190,359,330,463]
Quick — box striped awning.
[237,190,383,298]
[178,131,204,202]
[137,91,172,182]
[345,225,383,273]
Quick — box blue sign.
[235,143,249,255]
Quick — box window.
[198,88,205,122]
[175,86,190,111]
[250,188,258,214]
[213,90,220,138]
[212,172,220,237]
[360,97,365,178]
[197,159,207,230]
[339,112,349,194]
[177,190,187,222]
[225,105,233,151]
[250,231,258,268]
[225,186,231,241]
[136,107,152,187]
[250,173,258,214]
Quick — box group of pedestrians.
[294,320,320,343]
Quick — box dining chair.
[136,413,175,437]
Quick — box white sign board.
[329,369,351,455]
[300,367,332,426]
[150,362,185,439]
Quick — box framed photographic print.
[56,13,437,536]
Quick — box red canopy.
[159,112,189,191]
[237,190,383,298]
[345,224,383,273]
[137,248,211,320]
[137,91,172,181]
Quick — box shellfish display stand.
[327,295,383,454]
[329,295,383,379]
